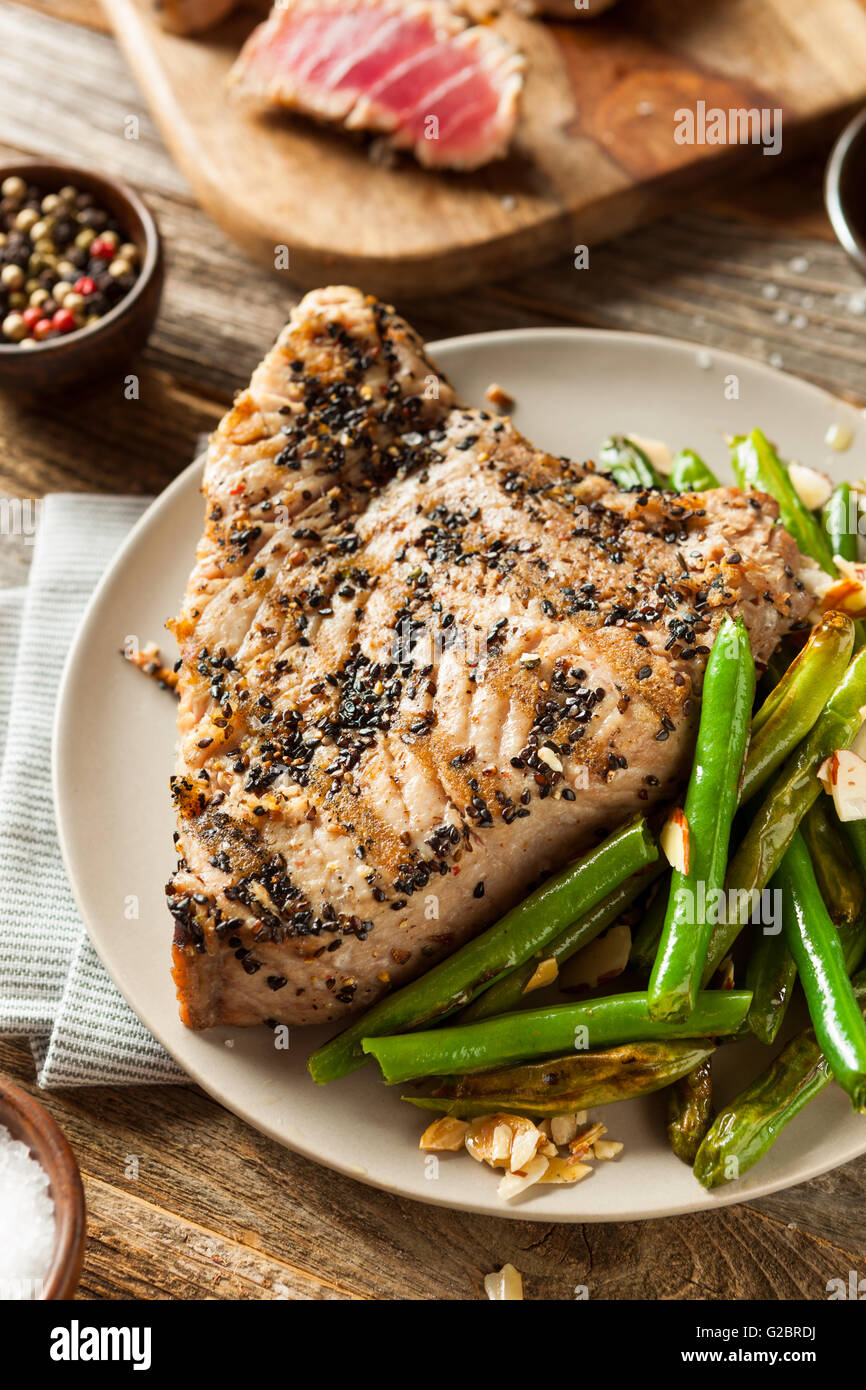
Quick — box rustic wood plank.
[2,1039,863,1300]
[0,5,189,199]
[80,1178,359,1300]
[100,0,866,296]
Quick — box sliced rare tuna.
[229,0,525,170]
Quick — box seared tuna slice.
[229,0,524,170]
[168,286,813,1030]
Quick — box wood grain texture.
[1,1037,864,1301]
[100,0,866,295]
[4,0,866,1301]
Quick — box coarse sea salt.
[0,1123,56,1298]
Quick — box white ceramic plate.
[54,328,866,1222]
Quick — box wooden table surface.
[4,0,866,1301]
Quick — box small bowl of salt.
[0,1078,86,1299]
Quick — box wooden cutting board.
[104,0,866,296]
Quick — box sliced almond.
[522,956,559,994]
[560,923,631,991]
[510,1124,542,1173]
[822,558,866,620]
[821,747,866,822]
[626,433,674,477]
[537,746,563,772]
[466,1113,543,1170]
[660,807,690,874]
[497,1154,549,1200]
[550,1114,580,1147]
[483,1263,524,1300]
[570,1122,607,1160]
[788,462,833,511]
[418,1117,469,1152]
[593,1140,624,1160]
[539,1157,592,1185]
[492,1122,514,1165]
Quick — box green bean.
[670,449,720,492]
[629,875,671,978]
[840,819,866,893]
[649,616,754,1021]
[704,646,866,980]
[823,482,857,564]
[457,862,664,1024]
[361,990,751,1085]
[746,901,866,1052]
[745,691,862,1043]
[802,800,864,925]
[778,830,866,1111]
[732,807,862,1047]
[742,612,855,800]
[307,818,657,1083]
[731,429,836,573]
[599,435,666,490]
[666,1058,714,1165]
[405,1040,716,1119]
[745,915,797,1046]
[694,969,866,1189]
[838,912,866,975]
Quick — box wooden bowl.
[825,108,866,277]
[0,161,164,395]
[0,1077,86,1299]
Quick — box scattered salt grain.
[696,350,712,370]
[789,256,810,274]
[791,313,808,331]
[848,294,866,317]
[0,1124,56,1297]
[762,283,780,301]
[773,308,790,326]
[637,100,654,116]
[769,353,784,369]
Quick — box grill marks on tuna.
[229,0,524,170]
[167,285,813,1030]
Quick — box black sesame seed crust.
[167,287,813,1031]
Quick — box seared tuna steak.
[168,286,812,1030]
[229,0,524,170]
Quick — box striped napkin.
[0,494,184,1087]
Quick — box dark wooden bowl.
[825,108,866,277]
[0,161,164,395]
[0,1077,86,1299]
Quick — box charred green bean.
[405,1040,716,1119]
[666,1058,714,1165]
[307,818,657,1083]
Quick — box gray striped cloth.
[0,495,184,1087]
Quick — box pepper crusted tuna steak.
[168,286,812,1030]
[229,0,524,170]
